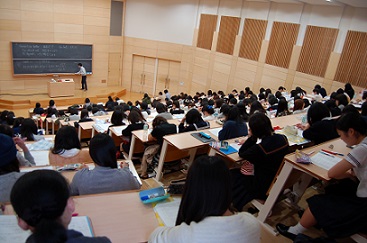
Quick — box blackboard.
[12,42,93,75]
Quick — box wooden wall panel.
[334,30,367,87]
[297,25,338,77]
[197,14,218,50]
[239,18,267,61]
[216,16,240,55]
[265,22,299,69]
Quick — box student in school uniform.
[0,133,25,202]
[179,108,209,133]
[170,100,184,115]
[149,155,260,243]
[230,113,289,211]
[277,113,367,240]
[140,116,177,179]
[275,97,291,117]
[120,108,146,154]
[33,102,45,115]
[70,133,140,196]
[218,106,248,141]
[20,118,43,141]
[11,170,111,242]
[156,103,174,120]
[297,102,339,145]
[51,126,81,158]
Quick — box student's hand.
[296,123,309,130]
[237,136,248,145]
[240,161,254,175]
[13,137,27,151]
[180,117,186,124]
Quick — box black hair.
[85,98,90,103]
[52,126,81,154]
[307,102,330,125]
[89,133,117,168]
[313,88,320,94]
[128,109,145,124]
[268,95,278,106]
[156,103,167,113]
[276,98,289,117]
[152,116,168,129]
[249,101,266,115]
[80,109,89,119]
[78,63,83,66]
[176,155,231,225]
[92,107,100,114]
[111,110,125,126]
[214,99,224,109]
[226,106,244,124]
[341,104,359,115]
[10,170,70,242]
[6,111,15,126]
[336,112,366,136]
[20,118,38,141]
[236,102,249,122]
[0,125,19,175]
[220,104,230,117]
[185,109,204,125]
[275,91,282,99]
[248,112,274,139]
[49,100,55,107]
[258,93,266,101]
[229,97,237,105]
[202,105,214,115]
[335,94,349,107]
[35,102,41,108]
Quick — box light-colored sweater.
[149,212,260,243]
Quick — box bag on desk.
[167,178,186,195]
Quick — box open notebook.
[153,198,181,227]
[0,215,94,242]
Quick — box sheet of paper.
[20,166,54,173]
[92,123,111,133]
[110,125,127,136]
[208,127,221,138]
[20,150,49,166]
[0,215,93,241]
[154,198,181,227]
[230,142,241,151]
[311,152,342,170]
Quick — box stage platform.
[0,86,135,113]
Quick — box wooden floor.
[1,89,355,243]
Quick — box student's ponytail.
[31,218,67,243]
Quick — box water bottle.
[143,123,149,140]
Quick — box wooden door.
[167,61,181,95]
[155,59,169,95]
[142,57,156,95]
[131,55,144,93]
[108,53,121,86]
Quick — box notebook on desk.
[0,215,94,241]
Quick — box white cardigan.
[149,212,260,243]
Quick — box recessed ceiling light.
[326,0,332,2]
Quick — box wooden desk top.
[271,113,302,127]
[73,191,158,242]
[283,138,351,181]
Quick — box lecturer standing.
[76,63,87,91]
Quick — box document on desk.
[110,125,128,135]
[20,150,49,166]
[153,198,181,227]
[0,215,94,241]
[93,123,111,133]
[311,152,343,170]
[208,127,222,138]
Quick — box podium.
[48,79,75,98]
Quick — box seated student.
[0,110,9,125]
[12,117,24,135]
[142,93,152,105]
[83,97,92,109]
[292,98,305,114]
[48,99,56,109]
[91,106,106,116]
[335,93,349,111]
[324,99,341,117]
[109,110,126,129]
[249,101,267,116]
[121,109,146,154]
[311,88,323,102]
[51,126,81,158]
[267,95,278,111]
[20,118,43,141]
[275,97,291,117]
[0,133,25,202]
[170,100,184,115]
[202,105,216,121]
[45,107,58,118]
[0,124,35,167]
[277,113,367,240]
[70,133,140,196]
[231,113,289,211]
[344,82,355,100]
[179,108,209,133]
[297,102,339,145]
[105,95,115,111]
[156,103,173,120]
[315,84,327,98]
[78,109,93,123]
[68,108,80,121]
[33,102,45,115]
[10,170,111,242]
[218,106,248,141]
[140,101,151,119]
[140,116,177,179]
[149,155,260,243]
